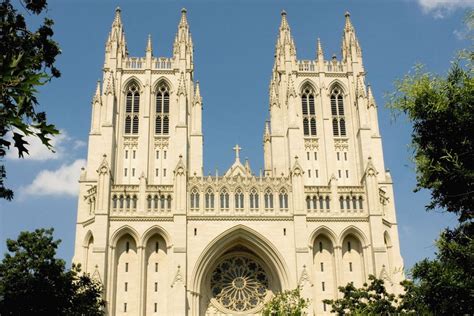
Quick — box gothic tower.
[73,9,405,316]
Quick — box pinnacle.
[113,6,122,27]
[279,9,289,31]
[317,37,324,59]
[146,34,152,52]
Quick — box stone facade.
[73,8,405,316]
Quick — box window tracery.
[330,87,346,137]
[235,189,244,210]
[220,189,229,211]
[125,84,140,134]
[190,188,199,211]
[301,86,317,136]
[264,189,273,211]
[210,254,269,313]
[205,188,215,210]
[155,83,170,135]
[249,188,259,211]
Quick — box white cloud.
[417,0,474,18]
[6,130,85,161]
[20,159,86,197]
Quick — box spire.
[194,81,202,104]
[280,10,289,31]
[342,11,362,63]
[275,10,296,67]
[92,80,101,104]
[105,7,127,64]
[179,8,189,29]
[173,8,193,65]
[112,7,122,28]
[344,11,353,32]
[146,34,153,54]
[317,37,324,60]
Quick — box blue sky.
[1,0,472,271]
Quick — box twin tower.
[73,8,405,316]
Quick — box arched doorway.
[191,225,290,316]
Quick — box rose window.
[210,255,269,313]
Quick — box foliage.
[262,287,309,316]
[410,221,474,315]
[0,228,104,315]
[387,60,474,223]
[323,275,428,315]
[0,0,61,201]
[387,12,474,315]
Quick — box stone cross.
[233,144,242,161]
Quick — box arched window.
[153,195,159,210]
[155,83,170,135]
[306,196,311,210]
[160,195,166,209]
[125,84,140,134]
[330,86,346,137]
[301,86,317,136]
[112,195,118,209]
[264,189,273,211]
[205,188,215,210]
[167,195,172,210]
[250,189,259,210]
[147,195,152,210]
[358,196,363,210]
[235,189,244,210]
[279,189,288,210]
[190,188,199,210]
[220,189,229,210]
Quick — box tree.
[387,60,473,223]
[0,228,104,315]
[262,287,309,316]
[386,11,474,314]
[323,275,427,315]
[0,0,61,201]
[410,222,474,315]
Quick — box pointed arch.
[110,225,140,247]
[339,225,369,247]
[122,76,144,92]
[327,79,348,95]
[83,230,95,248]
[329,82,347,137]
[297,79,318,93]
[151,76,174,94]
[308,226,338,248]
[123,79,141,135]
[300,83,317,137]
[190,224,292,302]
[219,187,230,210]
[249,187,259,211]
[205,187,215,210]
[141,225,172,249]
[234,187,244,210]
[155,80,171,135]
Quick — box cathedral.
[73,7,405,315]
